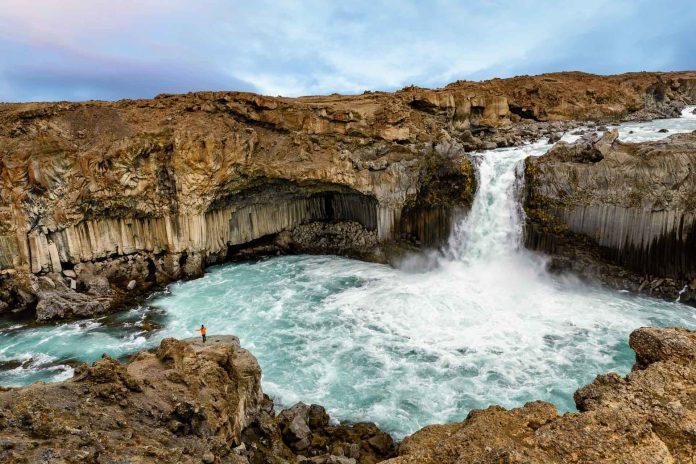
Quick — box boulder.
[79,273,112,297]
[629,327,696,369]
[62,269,77,279]
[547,132,562,144]
[279,407,313,451]
[35,289,109,321]
[543,130,618,164]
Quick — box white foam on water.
[618,105,696,142]
[1,106,695,436]
[144,107,695,436]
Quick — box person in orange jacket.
[197,324,207,343]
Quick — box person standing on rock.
[197,324,207,343]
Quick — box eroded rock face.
[386,327,696,464]
[524,130,696,302]
[0,89,480,320]
[0,336,396,464]
[1,71,695,319]
[0,335,264,462]
[2,328,693,463]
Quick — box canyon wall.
[524,130,696,302]
[0,89,479,319]
[1,71,696,319]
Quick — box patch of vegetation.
[523,160,569,235]
[405,150,477,208]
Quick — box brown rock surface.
[524,130,696,302]
[2,328,693,463]
[1,70,695,320]
[386,327,696,464]
[0,335,395,464]
[0,335,264,463]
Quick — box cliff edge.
[386,327,696,464]
[524,130,696,303]
[0,335,395,464]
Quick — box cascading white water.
[446,143,539,262]
[1,107,695,438]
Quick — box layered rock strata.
[1,71,695,319]
[0,336,395,464]
[0,92,478,320]
[524,130,696,303]
[386,327,696,464]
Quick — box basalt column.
[524,130,696,301]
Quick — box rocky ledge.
[1,71,695,321]
[524,129,696,304]
[1,328,694,463]
[386,326,696,464]
[0,335,396,464]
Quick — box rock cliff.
[1,328,693,463]
[524,130,696,303]
[1,71,695,320]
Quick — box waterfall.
[445,104,696,269]
[2,107,696,439]
[444,141,548,264]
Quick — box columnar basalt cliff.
[524,130,696,303]
[1,71,695,320]
[1,328,693,463]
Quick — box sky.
[0,0,694,102]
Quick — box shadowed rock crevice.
[508,103,539,121]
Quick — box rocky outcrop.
[386,327,696,464]
[2,328,693,463]
[0,92,478,320]
[0,335,395,464]
[1,71,695,320]
[445,71,696,122]
[524,130,696,302]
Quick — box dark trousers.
[202,334,206,343]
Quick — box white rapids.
[1,106,695,438]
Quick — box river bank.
[1,327,694,463]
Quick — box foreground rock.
[0,335,395,464]
[386,327,696,464]
[1,328,694,463]
[1,71,695,320]
[524,130,696,303]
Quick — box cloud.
[467,0,696,80]
[0,0,694,101]
[0,38,257,101]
